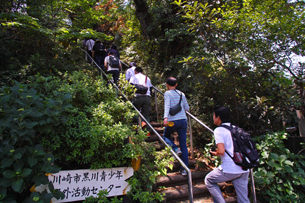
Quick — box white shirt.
[85,39,95,51]
[126,66,136,81]
[104,56,121,71]
[214,123,249,174]
[129,73,152,96]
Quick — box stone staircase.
[144,122,238,203]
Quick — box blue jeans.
[94,55,105,75]
[163,119,188,169]
[205,167,250,203]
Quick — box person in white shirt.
[129,67,152,126]
[85,38,95,63]
[205,106,250,203]
[126,62,136,81]
[104,51,121,85]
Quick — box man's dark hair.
[109,51,114,55]
[166,77,177,87]
[135,66,143,73]
[95,40,101,45]
[213,106,230,123]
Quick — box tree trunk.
[133,0,152,38]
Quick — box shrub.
[0,82,67,202]
[28,72,143,169]
[254,131,305,202]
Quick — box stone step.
[168,195,237,203]
[157,170,210,187]
[164,159,198,172]
[158,181,236,203]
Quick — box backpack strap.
[173,89,182,105]
[218,124,235,161]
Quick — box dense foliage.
[1,0,305,202]
[0,82,67,202]
[29,72,142,169]
[255,132,305,202]
[128,0,305,132]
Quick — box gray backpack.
[109,56,120,68]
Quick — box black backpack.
[219,124,259,170]
[108,55,120,68]
[97,44,106,55]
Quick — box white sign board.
[35,167,134,202]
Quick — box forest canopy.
[0,0,304,134]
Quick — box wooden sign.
[35,167,134,202]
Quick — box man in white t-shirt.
[104,51,121,85]
[85,38,95,63]
[205,106,250,203]
[126,62,136,81]
[129,67,152,126]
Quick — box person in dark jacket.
[92,40,106,74]
[106,44,120,59]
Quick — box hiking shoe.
[174,148,182,156]
[179,169,187,176]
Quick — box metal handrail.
[151,85,257,203]
[83,49,256,203]
[81,49,194,203]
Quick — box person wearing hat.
[126,62,137,81]
[163,77,190,176]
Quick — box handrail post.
[250,169,257,203]
[188,114,194,160]
[154,89,159,121]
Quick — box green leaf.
[21,168,32,177]
[284,165,293,173]
[279,155,287,162]
[3,145,14,154]
[270,153,279,161]
[267,159,275,167]
[0,177,11,187]
[41,193,53,202]
[39,119,47,125]
[13,160,24,172]
[261,151,269,159]
[266,172,275,179]
[300,178,305,185]
[28,157,38,167]
[62,103,73,109]
[0,186,7,200]
[25,122,38,129]
[48,99,58,106]
[28,109,43,117]
[62,93,72,101]
[274,163,282,171]
[1,158,14,168]
[13,153,22,160]
[11,179,23,192]
[284,160,293,166]
[3,170,15,179]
